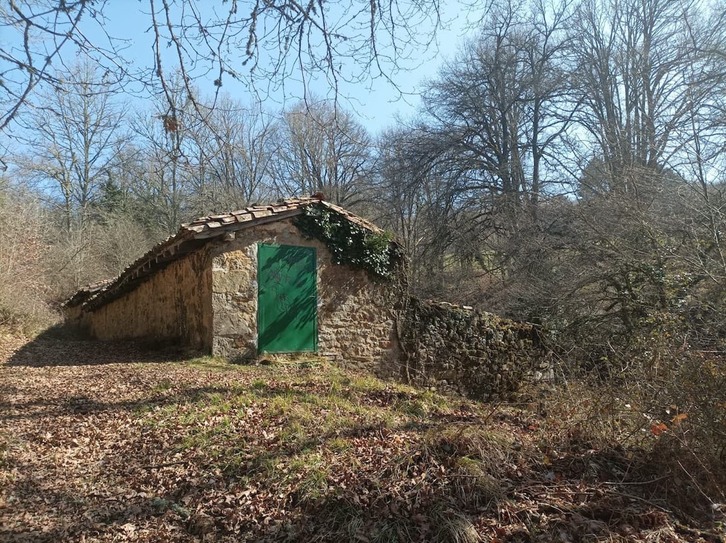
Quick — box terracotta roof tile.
[63,279,113,307]
[250,209,272,219]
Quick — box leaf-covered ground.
[1,332,723,542]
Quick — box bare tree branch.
[0,0,442,132]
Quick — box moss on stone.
[401,297,550,399]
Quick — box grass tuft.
[431,508,481,543]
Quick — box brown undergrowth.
[0,332,723,542]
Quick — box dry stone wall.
[400,298,550,399]
[84,250,213,349]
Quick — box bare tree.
[569,0,726,197]
[272,100,372,206]
[17,62,127,233]
[370,0,574,301]
[189,97,278,212]
[375,127,439,288]
[0,178,54,329]
[420,0,573,231]
[130,79,199,235]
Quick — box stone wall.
[83,250,213,350]
[209,218,403,371]
[400,298,549,399]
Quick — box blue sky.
[79,0,479,134]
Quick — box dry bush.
[43,227,106,301]
[472,184,726,517]
[43,212,158,300]
[647,350,726,517]
[93,212,158,277]
[596,320,725,514]
[0,179,157,332]
[536,347,726,520]
[0,183,58,332]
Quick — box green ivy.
[293,206,401,279]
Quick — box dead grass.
[0,332,723,542]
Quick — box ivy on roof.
[293,205,402,279]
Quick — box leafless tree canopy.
[0,0,442,131]
[271,100,372,206]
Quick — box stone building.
[65,197,549,398]
[64,197,405,370]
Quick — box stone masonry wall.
[84,250,213,350]
[400,298,550,399]
[209,218,402,371]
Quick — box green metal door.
[257,244,317,353]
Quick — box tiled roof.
[63,279,113,308]
[184,197,384,237]
[71,197,387,311]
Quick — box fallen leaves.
[0,334,720,542]
[672,413,688,425]
[651,422,669,436]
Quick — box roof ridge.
[181,197,323,229]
